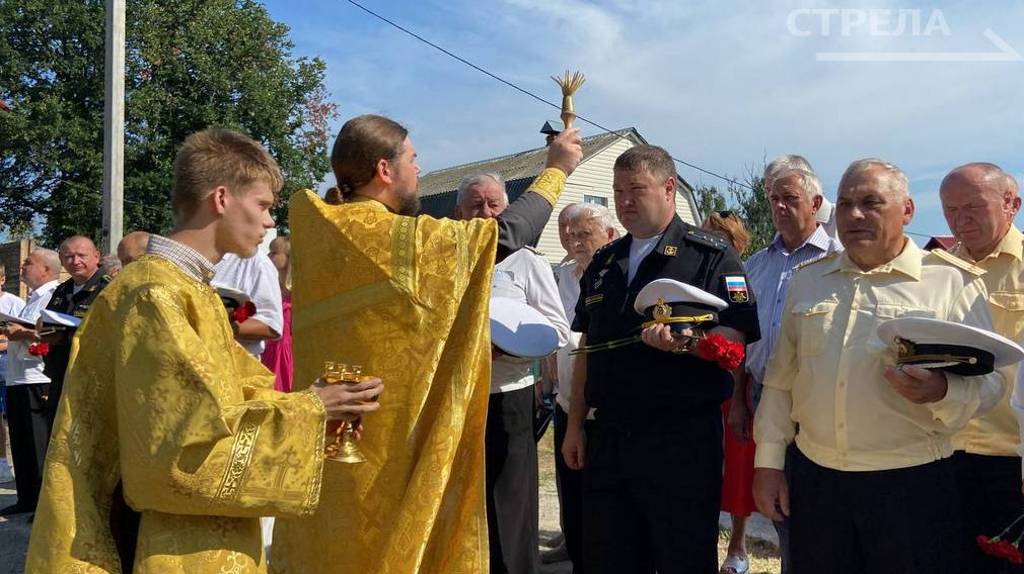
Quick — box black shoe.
[0,503,31,516]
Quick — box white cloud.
[278,0,1024,235]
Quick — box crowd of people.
[0,113,1021,574]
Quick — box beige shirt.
[754,239,1004,472]
[950,226,1024,457]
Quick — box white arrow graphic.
[816,29,1023,62]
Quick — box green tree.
[694,184,727,223]
[0,0,337,247]
[729,173,774,255]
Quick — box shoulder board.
[793,251,838,272]
[523,245,545,257]
[929,248,986,276]
[684,229,727,251]
[594,237,625,265]
[101,274,113,283]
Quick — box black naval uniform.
[42,270,111,428]
[573,215,760,574]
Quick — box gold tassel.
[551,70,585,129]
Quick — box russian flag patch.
[724,275,749,303]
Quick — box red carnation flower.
[697,334,745,371]
[232,301,257,323]
[978,533,1024,564]
[28,342,50,357]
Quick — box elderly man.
[42,235,111,425]
[753,158,1005,574]
[1,248,60,516]
[739,162,842,573]
[549,202,617,571]
[454,172,570,574]
[765,155,838,239]
[563,145,760,573]
[939,163,1024,574]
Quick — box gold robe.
[273,177,560,573]
[26,255,326,573]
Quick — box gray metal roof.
[417,128,648,198]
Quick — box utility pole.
[101,0,125,253]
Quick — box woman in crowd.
[261,235,293,392]
[703,210,756,574]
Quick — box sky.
[261,0,1024,240]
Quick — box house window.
[583,195,608,207]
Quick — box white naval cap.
[489,297,560,359]
[633,278,728,315]
[876,316,1024,376]
[211,283,251,308]
[38,309,82,328]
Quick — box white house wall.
[535,137,699,264]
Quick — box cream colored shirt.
[951,225,1024,457]
[754,239,1004,472]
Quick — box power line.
[343,0,950,238]
[344,0,752,190]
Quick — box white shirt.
[6,280,59,386]
[213,253,283,356]
[627,234,663,283]
[491,249,570,394]
[554,260,593,416]
[0,292,25,383]
[0,292,25,317]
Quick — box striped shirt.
[744,225,842,387]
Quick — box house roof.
[924,235,956,251]
[418,128,671,198]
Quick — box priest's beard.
[396,194,421,216]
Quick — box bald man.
[117,230,150,266]
[940,163,1024,574]
[41,236,111,427]
[2,248,61,515]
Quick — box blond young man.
[26,128,382,573]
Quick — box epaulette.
[684,229,727,251]
[523,245,545,257]
[594,237,624,267]
[929,248,986,276]
[793,251,838,272]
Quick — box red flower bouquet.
[232,301,257,324]
[28,342,50,357]
[697,334,745,371]
[977,514,1024,565]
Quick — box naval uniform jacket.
[573,215,760,423]
[42,270,111,413]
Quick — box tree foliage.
[692,170,774,258]
[0,0,337,247]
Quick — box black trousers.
[583,409,722,574]
[553,404,588,573]
[6,383,51,510]
[485,386,539,574]
[790,447,961,574]
[954,451,1024,574]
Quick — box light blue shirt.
[744,225,842,389]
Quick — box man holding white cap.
[563,145,760,573]
[753,158,1005,574]
[454,172,569,574]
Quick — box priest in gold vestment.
[25,129,383,573]
[271,115,582,573]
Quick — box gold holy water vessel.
[323,361,368,464]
